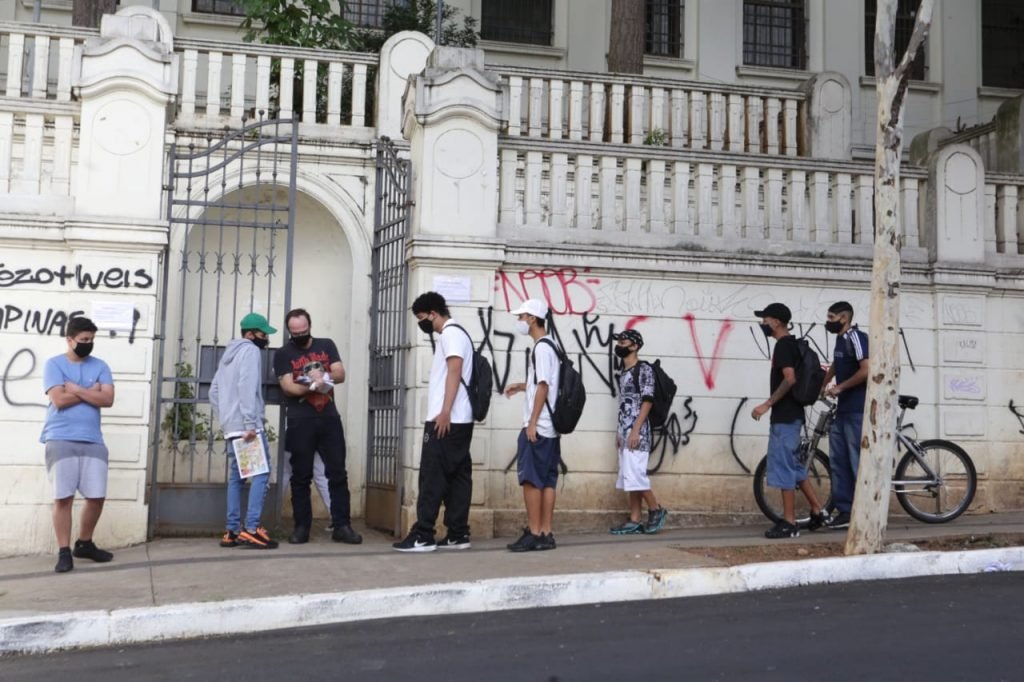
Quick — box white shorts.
[615,447,652,492]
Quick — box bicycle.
[752,394,977,526]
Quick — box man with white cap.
[503,299,561,552]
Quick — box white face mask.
[515,320,531,336]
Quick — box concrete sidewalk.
[2,512,1023,654]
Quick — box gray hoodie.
[208,338,264,434]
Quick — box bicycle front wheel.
[894,439,977,523]
[753,449,832,527]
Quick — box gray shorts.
[45,441,109,499]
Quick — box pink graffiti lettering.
[495,268,599,316]
[683,313,735,390]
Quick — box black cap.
[612,329,644,348]
[828,300,853,315]
[754,303,792,324]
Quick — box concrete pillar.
[376,31,435,142]
[994,95,1024,175]
[72,7,178,220]
[802,72,852,160]
[924,144,986,264]
[401,47,506,238]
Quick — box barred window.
[864,0,926,80]
[982,0,1024,89]
[192,0,244,16]
[646,0,684,58]
[481,0,553,46]
[344,0,404,29]
[742,0,807,70]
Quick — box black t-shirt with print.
[273,337,341,420]
[770,335,805,424]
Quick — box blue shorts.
[516,429,561,489]
[765,420,806,491]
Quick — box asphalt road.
[3,573,1022,681]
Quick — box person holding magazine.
[209,312,279,550]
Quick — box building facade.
[0,1,1022,555]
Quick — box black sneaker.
[826,512,851,530]
[332,525,363,545]
[55,547,73,573]
[507,522,532,548]
[72,539,113,562]
[764,521,800,539]
[392,532,436,553]
[806,511,828,532]
[507,529,540,552]
[288,526,310,545]
[437,535,471,550]
[537,533,557,551]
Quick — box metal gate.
[365,137,412,533]
[149,117,298,536]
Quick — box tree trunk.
[845,0,934,556]
[607,0,644,74]
[72,0,116,28]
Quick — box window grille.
[481,0,554,46]
[192,0,244,17]
[646,0,684,58]
[742,0,807,70]
[982,0,1024,89]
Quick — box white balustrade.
[173,38,377,128]
[495,66,806,156]
[496,143,935,251]
[989,179,1024,256]
[0,22,92,101]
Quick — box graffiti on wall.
[1010,400,1024,435]
[1,348,47,408]
[0,305,85,336]
[0,263,154,290]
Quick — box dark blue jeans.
[829,411,863,514]
[286,416,351,529]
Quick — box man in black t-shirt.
[273,308,361,545]
[751,303,826,539]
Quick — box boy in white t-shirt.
[503,299,561,552]
[393,292,476,552]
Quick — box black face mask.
[73,342,93,358]
[824,320,844,334]
[417,318,434,335]
[251,336,269,350]
[614,345,632,359]
[290,333,311,347]
[759,323,773,338]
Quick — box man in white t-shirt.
[503,299,561,552]
[393,291,476,553]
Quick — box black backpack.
[631,360,677,428]
[791,338,826,406]
[532,337,587,435]
[446,324,493,422]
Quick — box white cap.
[510,298,549,319]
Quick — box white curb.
[2,546,1021,656]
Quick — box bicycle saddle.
[898,394,918,410]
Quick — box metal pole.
[435,0,444,46]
